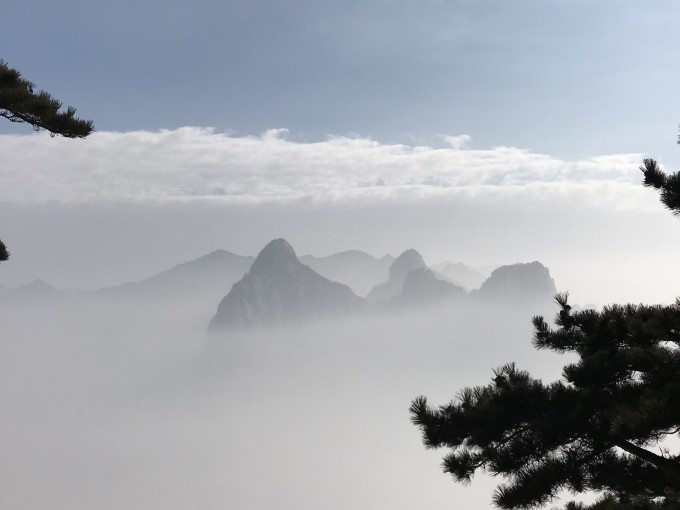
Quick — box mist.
[1,284,568,510]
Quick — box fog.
[1,290,568,510]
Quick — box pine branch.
[613,439,680,484]
[640,158,680,216]
[0,60,93,138]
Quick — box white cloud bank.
[0,127,654,209]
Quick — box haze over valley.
[2,238,570,509]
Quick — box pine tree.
[410,162,680,510]
[0,239,8,261]
[0,59,93,138]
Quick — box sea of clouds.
[0,128,651,207]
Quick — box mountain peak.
[388,249,426,281]
[207,239,364,337]
[21,279,56,291]
[298,250,394,296]
[7,278,61,302]
[365,249,427,302]
[474,261,556,303]
[250,238,299,276]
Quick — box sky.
[3,1,680,303]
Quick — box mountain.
[472,261,557,303]
[366,249,427,302]
[390,268,466,306]
[299,250,394,297]
[94,249,254,305]
[433,261,489,291]
[3,279,64,303]
[208,239,365,334]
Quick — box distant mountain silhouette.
[366,249,427,302]
[472,261,556,303]
[3,279,63,303]
[1,243,560,332]
[390,268,466,306]
[94,249,254,305]
[208,239,365,334]
[433,262,489,291]
[299,250,394,297]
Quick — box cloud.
[442,134,471,150]
[0,127,652,209]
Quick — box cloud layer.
[0,128,652,209]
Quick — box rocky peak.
[207,239,364,336]
[366,249,428,302]
[389,249,426,281]
[474,261,556,302]
[249,238,299,278]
